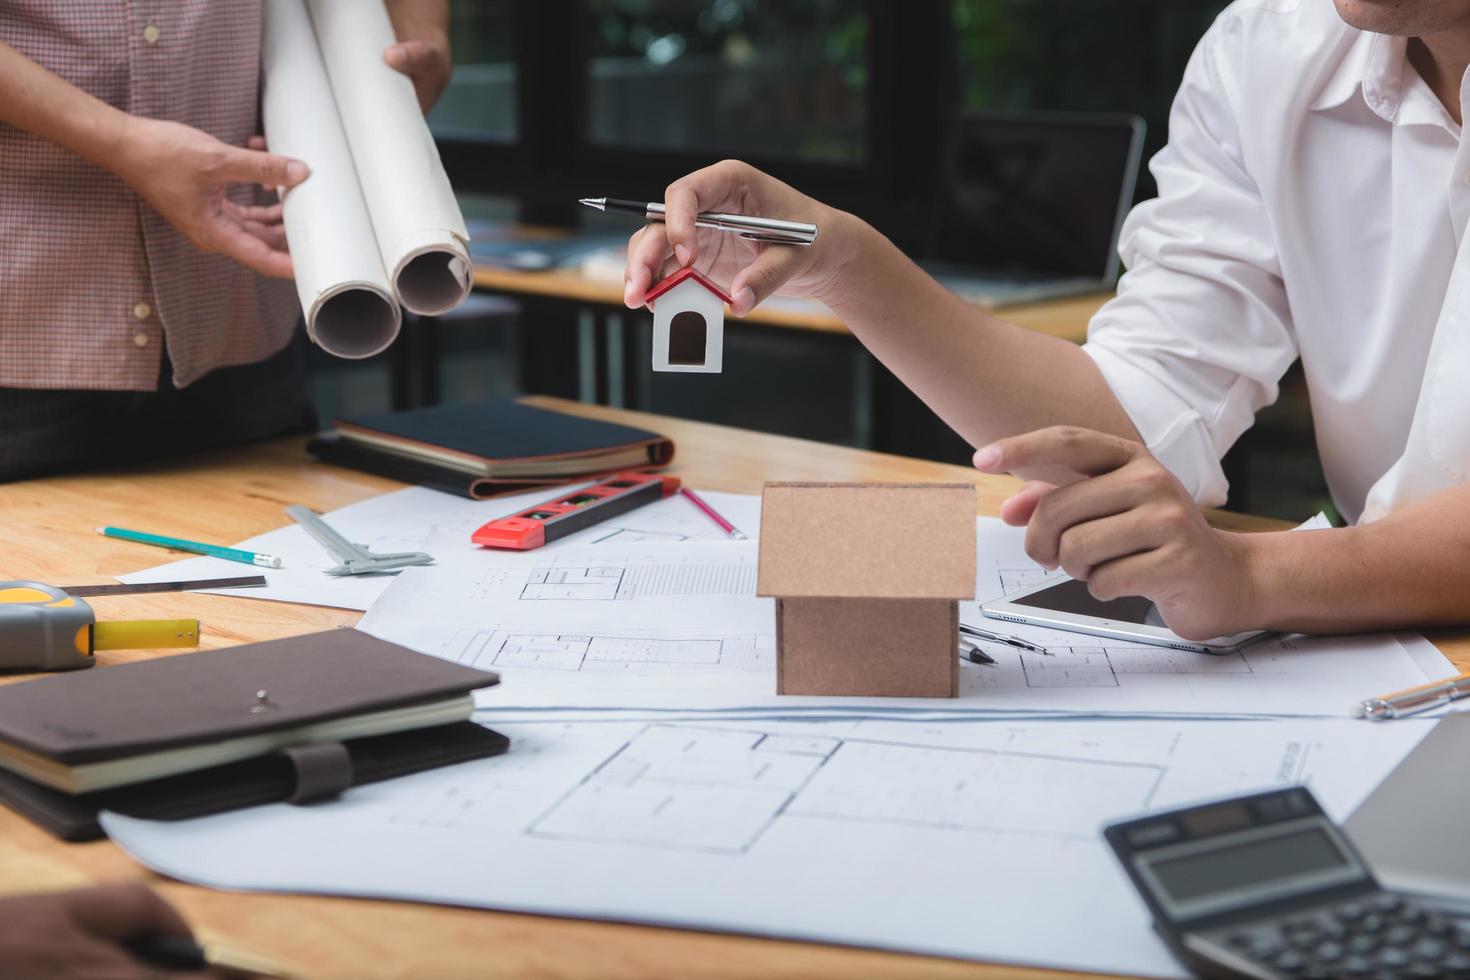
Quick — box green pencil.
[97,526,284,569]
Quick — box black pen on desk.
[126,934,292,978]
[579,197,818,246]
[959,622,1050,655]
[959,640,997,666]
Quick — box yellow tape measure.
[0,581,199,671]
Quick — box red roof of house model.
[644,266,734,306]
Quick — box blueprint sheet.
[357,518,1454,719]
[103,716,1434,979]
[117,486,762,612]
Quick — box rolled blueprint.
[261,0,401,359]
[308,0,473,316]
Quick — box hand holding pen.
[612,160,855,317]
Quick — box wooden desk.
[2,398,1465,980]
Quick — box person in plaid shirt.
[0,1,451,482]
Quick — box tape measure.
[471,472,682,550]
[0,581,200,672]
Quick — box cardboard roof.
[644,266,734,306]
[756,482,977,600]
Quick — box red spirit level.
[470,472,682,551]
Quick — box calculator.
[1104,786,1470,979]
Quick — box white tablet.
[980,573,1269,654]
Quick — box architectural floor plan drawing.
[518,557,758,601]
[1008,643,1254,687]
[525,723,1166,855]
[462,629,767,674]
[995,565,1052,596]
[356,517,1454,718]
[433,541,762,604]
[105,717,1435,980]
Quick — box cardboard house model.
[756,482,977,698]
[645,267,732,374]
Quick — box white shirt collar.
[1310,31,1458,132]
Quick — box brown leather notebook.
[0,629,499,794]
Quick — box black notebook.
[312,398,676,499]
[0,722,508,842]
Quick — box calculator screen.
[1149,826,1351,904]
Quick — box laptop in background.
[1344,710,1470,917]
[919,108,1146,308]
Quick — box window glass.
[953,0,1229,198]
[430,0,516,141]
[585,0,868,163]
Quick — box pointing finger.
[974,426,1141,479]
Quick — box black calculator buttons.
[1383,924,1416,947]
[1212,902,1470,979]
[1410,936,1447,961]
[1313,940,1344,962]
[1376,946,1413,969]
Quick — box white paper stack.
[262,0,471,359]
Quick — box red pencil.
[679,487,747,539]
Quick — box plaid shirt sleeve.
[0,1,300,392]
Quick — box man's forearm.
[818,215,1141,483]
[1241,484,1470,633]
[0,41,130,171]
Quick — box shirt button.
[1462,170,1470,187]
[142,23,160,45]
[133,301,151,320]
[133,333,150,349]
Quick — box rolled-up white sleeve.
[1083,16,1298,507]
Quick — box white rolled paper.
[262,0,401,359]
[307,0,473,317]
[260,0,471,359]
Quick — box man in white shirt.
[622,0,1470,639]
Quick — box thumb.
[384,40,435,75]
[216,145,309,189]
[997,480,1057,527]
[728,246,803,316]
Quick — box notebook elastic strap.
[283,742,354,805]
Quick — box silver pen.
[959,622,1050,655]
[579,197,818,246]
[1354,672,1470,720]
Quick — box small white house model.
[645,267,733,373]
